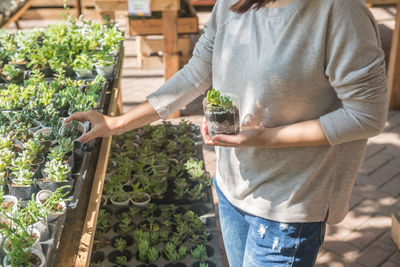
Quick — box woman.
[66,0,388,266]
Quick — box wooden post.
[388,3,400,109]
[77,0,82,16]
[162,10,181,118]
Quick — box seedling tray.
[91,202,223,267]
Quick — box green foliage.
[41,185,71,213]
[115,255,127,265]
[164,242,187,263]
[42,158,70,182]
[2,64,23,81]
[190,244,208,262]
[138,240,159,263]
[206,88,233,110]
[114,237,127,252]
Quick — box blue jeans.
[214,178,326,267]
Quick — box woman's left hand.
[201,118,269,147]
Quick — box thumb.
[76,130,97,144]
[64,111,91,124]
[213,134,242,145]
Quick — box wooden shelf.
[190,0,216,6]
[130,17,198,35]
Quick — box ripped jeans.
[214,178,326,267]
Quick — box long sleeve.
[146,2,222,119]
[320,0,388,146]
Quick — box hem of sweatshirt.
[147,93,169,120]
[319,115,338,146]
[215,172,330,223]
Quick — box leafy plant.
[11,168,34,186]
[72,53,92,70]
[173,178,189,199]
[41,185,72,213]
[114,237,127,252]
[190,244,208,262]
[185,157,206,181]
[42,158,70,182]
[188,184,205,201]
[115,255,127,265]
[1,64,23,81]
[164,242,187,264]
[117,216,132,234]
[207,88,233,110]
[96,209,110,233]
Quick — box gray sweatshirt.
[147,0,388,224]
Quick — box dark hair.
[231,0,278,13]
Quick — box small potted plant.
[1,64,23,84]
[36,185,71,222]
[184,158,206,182]
[38,158,73,193]
[130,183,151,207]
[110,185,130,206]
[203,88,240,138]
[0,191,18,217]
[59,120,87,140]
[8,168,35,201]
[93,52,115,77]
[3,248,46,267]
[72,53,93,78]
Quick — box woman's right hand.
[64,110,119,144]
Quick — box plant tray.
[91,202,224,267]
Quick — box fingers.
[212,134,242,146]
[76,129,98,144]
[201,118,213,145]
[64,111,91,124]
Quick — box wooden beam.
[388,4,400,109]
[162,10,181,118]
[1,0,34,28]
[129,17,198,35]
[139,35,192,56]
[74,88,118,267]
[94,0,179,12]
[54,48,124,267]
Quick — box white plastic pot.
[130,193,151,207]
[36,190,67,223]
[1,195,18,217]
[75,68,93,78]
[109,195,130,207]
[58,121,87,139]
[33,127,57,145]
[3,227,41,255]
[3,248,45,267]
[28,120,42,134]
[95,64,114,77]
